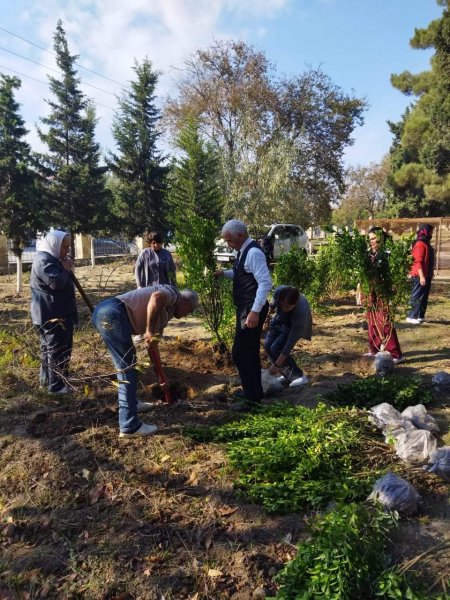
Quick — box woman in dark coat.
[30,230,77,394]
[406,224,435,324]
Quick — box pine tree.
[0,74,42,291]
[168,119,223,229]
[109,58,168,238]
[37,20,109,248]
[388,0,450,216]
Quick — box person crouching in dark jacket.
[30,230,77,394]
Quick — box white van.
[214,223,308,264]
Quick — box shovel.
[70,271,173,403]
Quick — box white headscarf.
[38,230,70,260]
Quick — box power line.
[0,63,115,111]
[0,25,125,87]
[0,45,117,97]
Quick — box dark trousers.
[232,302,269,403]
[264,323,302,378]
[36,320,74,392]
[408,276,432,319]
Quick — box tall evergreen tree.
[109,58,168,238]
[0,74,42,291]
[387,0,450,216]
[37,20,109,249]
[168,119,223,230]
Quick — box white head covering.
[38,230,70,259]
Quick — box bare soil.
[0,259,449,599]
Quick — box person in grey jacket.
[264,285,312,387]
[135,231,176,288]
[30,230,77,394]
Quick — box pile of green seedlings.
[189,403,383,513]
[320,374,433,411]
[270,502,447,600]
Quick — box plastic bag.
[261,369,283,395]
[374,351,394,377]
[395,429,437,464]
[432,371,450,388]
[369,403,410,431]
[424,447,450,482]
[368,472,421,516]
[401,404,439,433]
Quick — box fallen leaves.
[185,470,198,486]
[207,568,223,578]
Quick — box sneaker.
[137,400,155,413]
[119,423,158,438]
[393,356,405,365]
[362,352,376,358]
[289,375,309,388]
[277,375,287,383]
[418,318,425,323]
[405,317,421,325]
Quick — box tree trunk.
[16,254,23,294]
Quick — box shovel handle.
[70,271,95,314]
[147,344,173,404]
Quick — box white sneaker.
[393,356,405,365]
[406,317,421,325]
[119,423,158,438]
[277,375,287,383]
[137,400,155,413]
[289,375,309,388]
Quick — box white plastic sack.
[432,371,450,388]
[425,447,450,482]
[402,404,439,433]
[261,369,284,395]
[369,403,416,444]
[395,429,437,464]
[368,472,421,516]
[374,351,394,377]
[369,403,408,430]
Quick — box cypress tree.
[168,118,223,229]
[37,20,109,248]
[0,74,42,291]
[109,58,168,238]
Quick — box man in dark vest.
[216,220,272,410]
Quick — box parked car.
[213,223,308,264]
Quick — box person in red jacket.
[406,224,435,325]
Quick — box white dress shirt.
[223,237,272,312]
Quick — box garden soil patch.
[1,261,449,599]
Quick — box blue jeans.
[407,276,432,319]
[92,298,141,433]
[264,322,302,378]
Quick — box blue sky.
[0,0,443,167]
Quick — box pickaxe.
[70,271,173,403]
